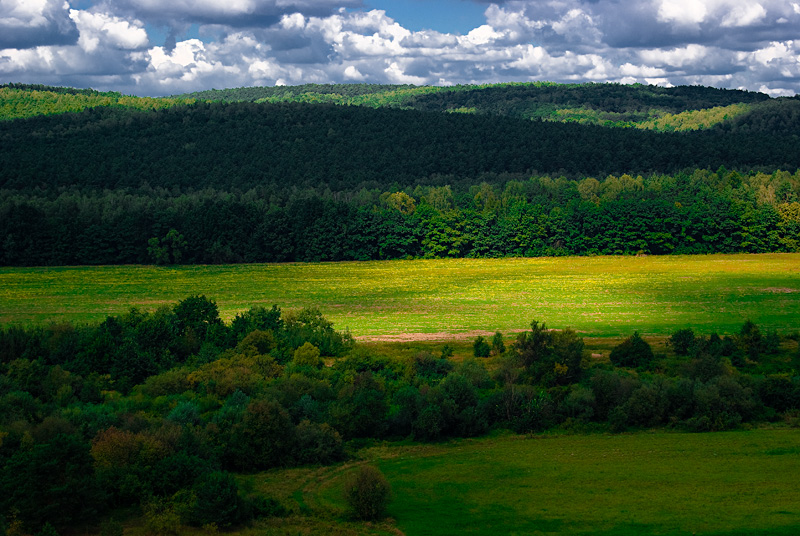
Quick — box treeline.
[408,82,771,122]
[179,82,774,129]
[2,99,800,193]
[0,85,190,121]
[2,168,800,265]
[181,82,421,103]
[1,297,799,533]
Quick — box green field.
[2,254,799,338]
[255,429,800,536]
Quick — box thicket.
[1,297,798,533]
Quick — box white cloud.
[69,9,148,53]
[657,0,708,26]
[343,64,364,80]
[639,44,710,68]
[0,0,78,48]
[752,40,796,65]
[384,60,426,84]
[1,0,799,96]
[721,3,767,27]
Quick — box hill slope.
[1,99,799,191]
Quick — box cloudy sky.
[1,0,799,97]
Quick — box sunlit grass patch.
[1,254,798,338]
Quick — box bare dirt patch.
[359,329,528,343]
[763,287,799,293]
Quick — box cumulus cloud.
[105,0,362,27]
[1,0,799,96]
[69,9,148,53]
[0,0,79,48]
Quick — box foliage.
[343,465,392,521]
[670,328,696,356]
[0,296,798,534]
[0,433,104,531]
[189,471,246,527]
[293,342,322,368]
[609,332,655,368]
[0,85,190,121]
[472,336,491,358]
[491,332,506,355]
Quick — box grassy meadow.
[244,429,800,536]
[1,254,799,338]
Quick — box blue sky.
[365,0,488,34]
[1,0,799,96]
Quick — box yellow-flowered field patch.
[1,254,798,338]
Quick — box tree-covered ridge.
[181,82,425,103]
[0,85,193,121]
[2,99,799,193]
[0,81,785,131]
[180,82,774,130]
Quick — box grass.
[294,429,800,536]
[1,254,799,338]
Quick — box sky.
[1,0,799,97]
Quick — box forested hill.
[0,83,190,120]
[2,99,800,191]
[2,82,790,132]
[2,82,800,266]
[181,82,779,131]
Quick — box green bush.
[343,465,392,520]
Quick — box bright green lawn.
[304,429,800,536]
[1,254,799,338]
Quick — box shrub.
[343,465,392,520]
[609,332,654,368]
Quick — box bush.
[343,465,392,520]
[609,332,654,368]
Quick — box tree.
[229,399,297,470]
[293,342,322,368]
[1,434,105,531]
[491,332,506,355]
[738,319,764,360]
[473,336,491,358]
[609,331,654,368]
[190,471,246,527]
[173,294,222,344]
[147,229,187,265]
[386,191,416,215]
[669,328,695,356]
[343,465,392,520]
